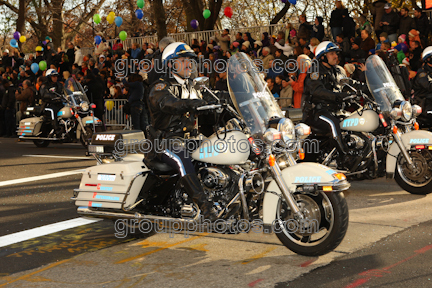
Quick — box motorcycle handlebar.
[196,104,222,111]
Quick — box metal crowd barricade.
[103,99,132,130]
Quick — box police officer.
[40,69,64,135]
[412,46,432,128]
[302,41,367,161]
[147,42,217,221]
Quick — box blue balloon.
[289,0,296,4]
[31,63,39,74]
[10,39,18,48]
[115,16,123,27]
[94,35,102,45]
[135,9,143,20]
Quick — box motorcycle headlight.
[263,128,281,143]
[294,123,311,140]
[401,101,412,121]
[390,107,402,120]
[80,101,89,112]
[412,104,422,117]
[277,118,295,139]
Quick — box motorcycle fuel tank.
[191,131,250,165]
[340,110,379,132]
[57,107,73,119]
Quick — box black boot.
[333,136,348,156]
[180,174,218,222]
[334,136,352,170]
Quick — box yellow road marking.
[0,259,70,287]
[240,247,278,264]
[116,233,208,264]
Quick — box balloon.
[35,46,43,52]
[19,36,26,43]
[115,16,123,27]
[39,61,47,71]
[13,31,21,41]
[31,63,39,74]
[93,13,101,24]
[281,0,287,2]
[224,7,233,18]
[137,0,144,8]
[135,9,143,19]
[95,35,102,45]
[203,9,211,19]
[288,0,296,4]
[10,39,18,48]
[109,11,115,16]
[105,100,114,111]
[190,19,199,29]
[107,14,115,24]
[119,31,127,41]
[42,40,47,45]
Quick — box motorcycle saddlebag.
[74,161,149,210]
[17,117,43,136]
[87,130,146,156]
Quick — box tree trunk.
[203,0,223,31]
[51,0,64,48]
[150,0,167,40]
[270,3,290,24]
[16,0,25,33]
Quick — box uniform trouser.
[4,108,16,136]
[131,104,149,131]
[305,109,347,155]
[46,103,63,133]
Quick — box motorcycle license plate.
[97,174,116,181]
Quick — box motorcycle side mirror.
[193,77,209,89]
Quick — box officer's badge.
[419,72,427,78]
[311,72,319,80]
[155,83,166,91]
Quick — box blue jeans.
[131,105,149,131]
[331,27,342,42]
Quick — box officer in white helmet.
[147,42,218,221]
[40,68,64,135]
[412,46,432,128]
[302,41,368,166]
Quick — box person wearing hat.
[399,7,415,37]
[380,3,400,43]
[241,41,250,54]
[253,40,263,58]
[414,7,429,48]
[350,37,367,62]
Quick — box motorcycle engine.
[346,134,365,150]
[198,166,239,215]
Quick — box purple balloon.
[42,40,47,45]
[190,19,199,29]
[281,0,287,2]
[13,31,21,41]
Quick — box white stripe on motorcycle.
[23,154,92,160]
[0,218,102,248]
[0,169,85,187]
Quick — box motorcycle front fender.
[76,116,102,139]
[262,162,350,227]
[386,130,432,179]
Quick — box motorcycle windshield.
[227,52,283,138]
[64,77,89,104]
[365,55,405,113]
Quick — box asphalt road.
[1,137,432,287]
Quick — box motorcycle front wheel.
[275,191,349,256]
[33,140,50,148]
[395,150,432,195]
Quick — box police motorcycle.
[72,52,350,256]
[17,77,104,148]
[305,55,432,194]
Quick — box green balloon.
[39,60,47,71]
[137,0,144,8]
[93,14,101,24]
[119,31,127,41]
[203,9,211,19]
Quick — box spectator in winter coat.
[311,16,325,42]
[260,47,275,71]
[342,9,356,39]
[130,43,142,59]
[261,32,270,47]
[15,80,34,118]
[274,40,294,57]
[66,43,75,70]
[279,77,293,108]
[414,7,429,48]
[350,38,367,62]
[371,0,387,36]
[330,1,345,41]
[74,46,83,66]
[215,29,230,52]
[380,3,400,43]
[360,30,376,53]
[297,14,312,40]
[399,7,416,37]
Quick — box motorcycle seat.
[143,158,174,173]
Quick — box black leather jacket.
[40,81,64,105]
[148,75,206,137]
[302,62,368,114]
[412,64,432,104]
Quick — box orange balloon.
[83,56,89,62]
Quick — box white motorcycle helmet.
[422,46,432,63]
[315,41,341,61]
[162,42,197,65]
[46,68,59,77]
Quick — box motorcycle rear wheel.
[33,140,50,148]
[275,191,349,256]
[395,151,432,195]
